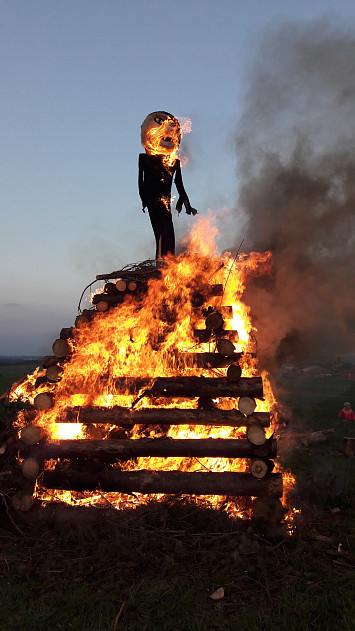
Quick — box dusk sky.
[1,0,355,356]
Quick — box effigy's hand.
[184,200,198,216]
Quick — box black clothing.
[138,153,189,258]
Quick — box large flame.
[11,215,295,519]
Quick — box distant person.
[338,402,355,435]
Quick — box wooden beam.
[112,376,263,399]
[20,437,277,460]
[56,406,270,428]
[41,469,283,497]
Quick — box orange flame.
[11,216,295,521]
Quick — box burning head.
[141,111,181,158]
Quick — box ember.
[6,217,294,522]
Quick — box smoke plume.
[235,18,355,370]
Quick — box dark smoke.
[235,18,355,371]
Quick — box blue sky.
[1,0,355,355]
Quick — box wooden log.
[46,365,63,382]
[42,355,64,369]
[116,279,127,292]
[194,329,239,343]
[104,282,118,295]
[96,300,109,312]
[250,459,270,479]
[128,282,137,292]
[20,425,41,445]
[344,437,355,457]
[113,376,263,399]
[75,311,94,327]
[60,328,74,340]
[33,392,54,411]
[52,338,70,358]
[11,492,34,512]
[21,437,278,460]
[227,363,242,382]
[200,306,233,318]
[96,267,160,281]
[92,293,124,307]
[21,458,40,479]
[178,352,242,369]
[42,469,283,497]
[216,338,235,356]
[58,406,271,428]
[205,313,224,330]
[252,497,285,523]
[238,397,256,416]
[246,425,266,446]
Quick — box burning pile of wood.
[4,256,284,517]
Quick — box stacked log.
[9,267,282,512]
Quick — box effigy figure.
[138,111,197,260]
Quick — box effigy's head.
[141,111,181,158]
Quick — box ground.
[0,368,355,630]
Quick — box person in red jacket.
[338,402,355,434]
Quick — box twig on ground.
[113,601,126,630]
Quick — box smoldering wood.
[56,406,271,428]
[194,329,239,343]
[42,468,283,497]
[178,352,242,368]
[20,437,277,460]
[112,376,263,399]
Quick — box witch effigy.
[138,111,197,261]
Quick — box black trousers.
[148,200,175,259]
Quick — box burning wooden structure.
[5,243,286,518]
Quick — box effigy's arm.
[174,160,197,216]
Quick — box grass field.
[0,368,354,630]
